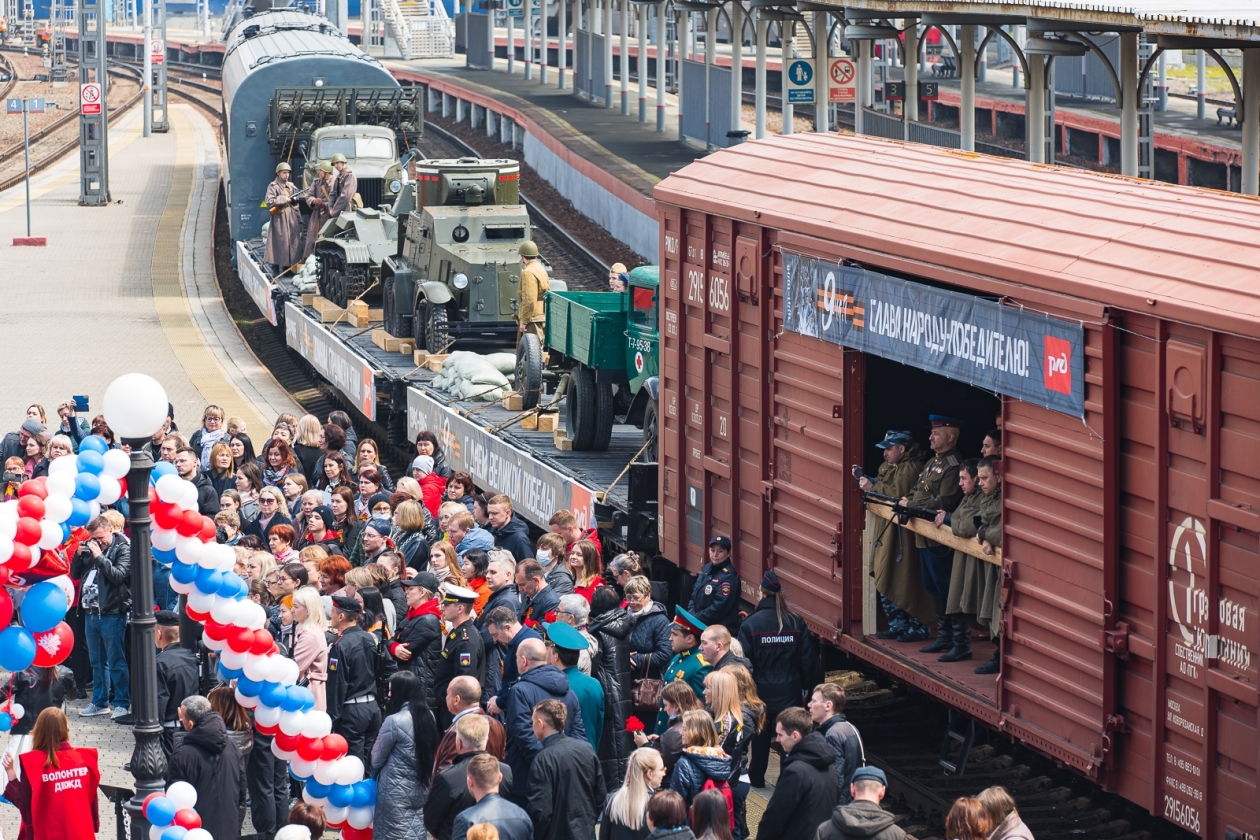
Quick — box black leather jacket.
[70,533,132,615]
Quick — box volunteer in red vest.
[2,707,100,840]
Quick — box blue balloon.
[160,826,188,840]
[303,778,330,798]
[298,687,317,711]
[236,677,262,697]
[73,472,101,502]
[78,435,109,455]
[328,784,355,808]
[194,567,224,595]
[60,523,71,543]
[0,627,36,672]
[281,686,306,712]
[145,796,177,827]
[152,461,177,479]
[152,546,178,566]
[259,681,287,709]
[21,581,69,634]
[76,448,105,475]
[171,561,198,584]
[351,779,376,808]
[67,498,92,527]
[218,662,243,681]
[0,714,12,733]
[217,574,244,600]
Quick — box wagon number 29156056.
[1163,794,1200,834]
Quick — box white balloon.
[313,758,341,787]
[180,482,200,511]
[11,703,24,721]
[279,710,306,737]
[267,656,292,684]
[95,476,122,506]
[216,545,239,572]
[149,825,165,840]
[184,829,213,840]
[243,655,271,682]
[322,805,348,826]
[45,473,76,499]
[301,710,333,740]
[37,520,64,550]
[276,657,300,685]
[245,601,268,631]
[255,704,283,727]
[347,806,374,830]
[42,494,73,524]
[187,589,216,615]
[219,648,248,670]
[175,537,205,567]
[234,688,260,709]
[200,629,224,649]
[47,456,78,477]
[102,373,169,439]
[150,527,179,551]
[290,758,317,779]
[165,780,198,810]
[0,520,14,542]
[45,575,74,606]
[101,449,132,480]
[335,755,365,786]
[302,790,330,809]
[155,474,185,505]
[195,541,222,570]
[87,501,100,520]
[270,740,294,761]
[0,538,12,564]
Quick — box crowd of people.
[0,401,1037,840]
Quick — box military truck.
[518,265,660,453]
[301,125,411,212]
[381,157,551,354]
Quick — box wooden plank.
[301,293,317,307]
[504,393,525,412]
[424,354,450,372]
[521,413,539,431]
[537,413,558,433]
[866,503,1002,566]
[553,429,573,451]
[346,301,370,328]
[371,329,403,353]
[368,307,384,322]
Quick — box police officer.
[327,595,383,763]
[329,153,358,217]
[687,535,740,633]
[516,241,550,345]
[154,610,198,757]
[902,416,965,657]
[654,607,711,734]
[432,584,486,727]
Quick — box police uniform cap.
[928,415,964,429]
[850,766,888,786]
[403,571,441,592]
[708,535,732,551]
[331,153,348,164]
[442,584,478,605]
[542,620,589,651]
[875,430,914,450]
[672,606,707,636]
[275,162,291,173]
[155,610,180,626]
[331,595,362,614]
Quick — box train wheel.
[516,333,543,410]
[642,397,658,461]
[425,302,450,354]
[566,365,597,451]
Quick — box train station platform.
[0,103,299,430]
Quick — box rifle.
[269,185,311,215]
[852,466,940,525]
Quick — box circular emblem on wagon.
[634,351,644,373]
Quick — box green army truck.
[517,266,660,453]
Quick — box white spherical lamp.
[102,374,169,440]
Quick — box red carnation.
[626,716,645,733]
[544,611,557,623]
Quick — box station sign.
[828,57,855,102]
[884,81,904,101]
[785,59,815,104]
[504,0,540,19]
[920,82,939,100]
[79,83,102,115]
[150,37,165,64]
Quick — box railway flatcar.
[654,133,1260,840]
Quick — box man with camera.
[70,516,132,719]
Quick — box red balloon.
[16,496,45,520]
[172,809,202,830]
[9,542,32,569]
[0,565,10,587]
[176,509,204,538]
[32,622,74,667]
[117,477,128,498]
[296,737,323,762]
[17,479,46,500]
[13,518,41,546]
[153,504,180,532]
[342,827,373,840]
[227,626,254,654]
[275,731,300,752]
[185,606,209,623]
[321,733,349,762]
[142,792,165,813]
[249,629,274,656]
[256,721,279,736]
[326,816,348,831]
[199,516,217,543]
[0,589,13,630]
[203,620,228,642]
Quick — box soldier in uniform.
[516,240,550,345]
[858,430,933,642]
[972,456,1003,675]
[654,606,711,734]
[327,595,383,763]
[433,584,486,728]
[302,160,336,260]
[154,610,198,758]
[901,416,965,657]
[263,162,303,274]
[329,152,358,218]
[935,459,984,664]
[687,535,740,633]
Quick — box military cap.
[331,595,362,614]
[318,161,334,174]
[331,153,348,164]
[402,571,441,592]
[851,766,888,786]
[929,415,964,428]
[708,535,732,551]
[875,430,914,450]
[155,610,180,626]
[275,162,291,173]
[442,584,478,605]
[672,606,707,637]
[542,620,589,651]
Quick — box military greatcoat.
[263,178,303,267]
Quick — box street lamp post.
[101,374,171,840]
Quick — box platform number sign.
[80,83,102,115]
[505,0,539,18]
[828,58,856,102]
[150,38,165,64]
[786,59,815,104]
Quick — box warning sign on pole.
[80,83,102,115]
[150,38,165,64]
[785,59,815,104]
[828,57,856,102]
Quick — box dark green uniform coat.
[974,485,1003,637]
[867,444,934,625]
[944,488,986,618]
[654,648,710,733]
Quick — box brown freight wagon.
[654,133,1260,839]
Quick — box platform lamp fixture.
[100,373,172,840]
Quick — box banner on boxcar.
[781,250,1086,417]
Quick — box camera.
[2,472,25,485]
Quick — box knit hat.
[20,418,44,435]
[760,568,781,594]
[368,492,392,511]
[410,455,434,476]
[311,505,335,531]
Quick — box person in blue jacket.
[687,536,740,633]
[501,637,585,804]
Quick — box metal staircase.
[380,0,453,59]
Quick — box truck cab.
[303,125,408,210]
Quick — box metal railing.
[907,119,962,149]
[861,107,904,141]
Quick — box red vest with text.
[20,747,100,840]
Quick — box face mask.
[536,549,551,565]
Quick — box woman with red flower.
[568,539,605,603]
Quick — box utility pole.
[5,95,47,245]
[78,0,109,205]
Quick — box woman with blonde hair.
[282,473,309,519]
[190,405,227,470]
[292,414,324,483]
[978,786,1034,840]
[668,710,733,808]
[290,586,329,710]
[208,442,236,495]
[2,707,101,838]
[47,434,75,461]
[429,540,467,590]
[703,670,754,838]
[600,747,666,840]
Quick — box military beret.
[851,766,888,786]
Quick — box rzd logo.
[1043,336,1072,395]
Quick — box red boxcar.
[654,133,1260,839]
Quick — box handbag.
[630,653,662,714]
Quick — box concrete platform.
[0,104,299,434]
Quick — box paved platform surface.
[0,103,299,437]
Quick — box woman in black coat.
[625,577,673,682]
[589,585,634,788]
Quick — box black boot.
[919,616,953,653]
[939,616,973,662]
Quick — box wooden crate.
[537,413,558,433]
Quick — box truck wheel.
[643,397,658,461]
[413,298,427,349]
[516,333,543,410]
[384,276,412,338]
[426,302,450,354]
[566,365,597,451]
[590,377,615,452]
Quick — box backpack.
[700,777,736,830]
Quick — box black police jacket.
[736,597,818,707]
[687,560,740,632]
[326,625,379,717]
[156,643,200,724]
